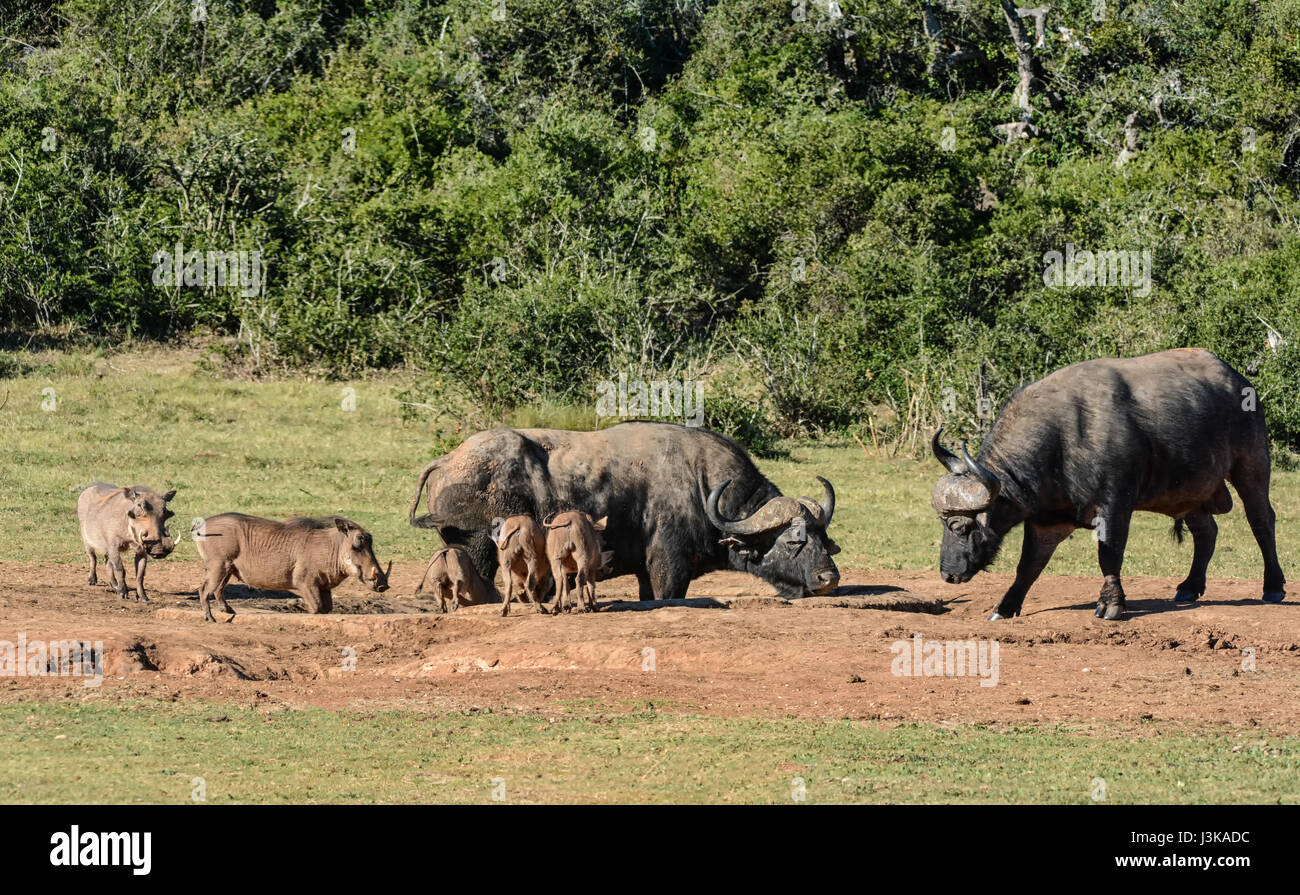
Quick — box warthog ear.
[163,509,175,521]
[592,516,608,531]
[333,517,351,533]
[121,487,136,500]
[162,489,177,502]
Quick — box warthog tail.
[409,457,448,528]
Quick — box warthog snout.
[372,560,392,593]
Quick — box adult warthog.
[408,422,840,600]
[192,514,390,621]
[931,348,1285,621]
[77,483,176,602]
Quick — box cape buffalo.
[408,422,840,601]
[931,348,1285,621]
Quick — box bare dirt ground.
[2,561,1298,731]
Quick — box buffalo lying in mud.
[408,422,841,601]
[931,348,1285,621]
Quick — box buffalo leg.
[133,552,149,603]
[636,572,655,602]
[1173,512,1217,603]
[991,522,1073,620]
[1094,508,1132,621]
[1230,464,1287,602]
[645,543,690,601]
[86,548,98,586]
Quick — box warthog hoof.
[1095,601,1125,621]
[1262,591,1287,604]
[87,574,97,586]
[1172,590,1201,604]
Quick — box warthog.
[414,545,492,613]
[543,511,607,614]
[192,514,390,622]
[496,515,550,617]
[77,483,176,603]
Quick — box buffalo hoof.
[1262,591,1287,604]
[988,612,1005,621]
[1095,602,1124,621]
[1172,591,1201,604]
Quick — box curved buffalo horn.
[705,480,798,536]
[931,427,964,474]
[704,480,740,533]
[816,475,835,527]
[961,441,1001,501]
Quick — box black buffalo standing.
[408,422,841,601]
[931,348,1286,620]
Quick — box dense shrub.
[2,0,1300,450]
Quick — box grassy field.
[3,700,1298,804]
[1,346,1297,579]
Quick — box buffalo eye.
[947,517,973,535]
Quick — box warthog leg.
[214,573,236,618]
[301,584,332,614]
[501,572,515,617]
[107,546,128,600]
[86,548,98,586]
[133,552,150,603]
[198,565,230,623]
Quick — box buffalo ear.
[162,489,177,502]
[592,516,608,531]
[827,539,841,556]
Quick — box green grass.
[3,347,1298,581]
[2,700,1297,804]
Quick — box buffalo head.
[931,429,1007,583]
[703,477,840,597]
